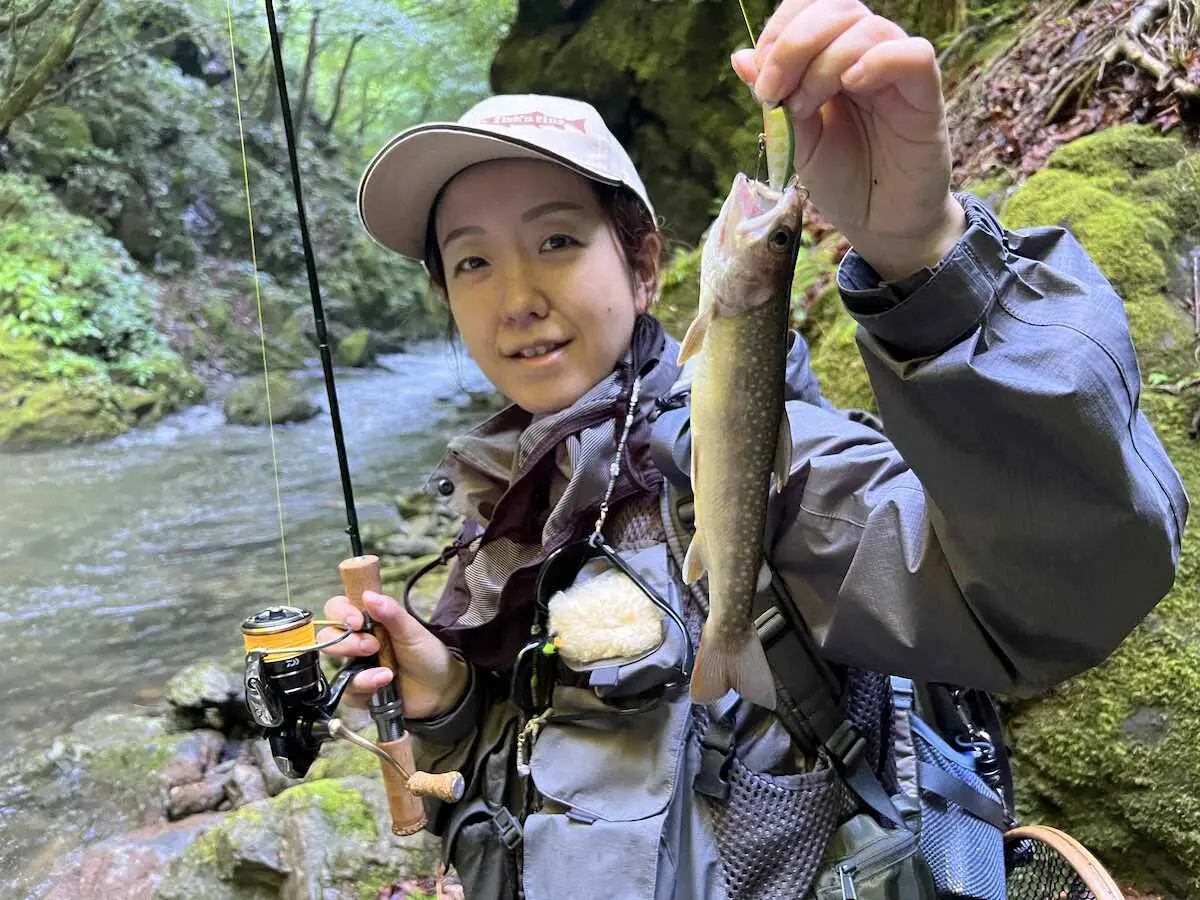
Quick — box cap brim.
[357,123,622,260]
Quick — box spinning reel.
[240,556,464,835]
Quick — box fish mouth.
[732,176,801,245]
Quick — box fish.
[677,170,804,710]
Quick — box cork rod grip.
[338,555,425,836]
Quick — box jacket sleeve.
[768,193,1187,697]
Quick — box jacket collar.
[426,314,679,527]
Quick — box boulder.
[223,372,320,426]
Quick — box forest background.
[2,0,1200,898]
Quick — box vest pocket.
[522,686,692,900]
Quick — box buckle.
[826,721,866,769]
[491,806,523,850]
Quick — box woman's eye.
[452,256,487,275]
[541,234,578,252]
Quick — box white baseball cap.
[357,94,657,261]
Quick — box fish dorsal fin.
[773,409,792,493]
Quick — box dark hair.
[422,179,663,301]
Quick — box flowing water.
[0,343,491,892]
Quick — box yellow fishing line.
[737,0,758,43]
[224,1,292,604]
[242,618,317,661]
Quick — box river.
[0,343,490,781]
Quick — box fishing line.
[224,0,294,604]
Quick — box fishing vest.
[436,378,1014,900]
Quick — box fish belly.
[689,296,788,706]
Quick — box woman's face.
[434,158,652,415]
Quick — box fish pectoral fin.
[691,622,777,710]
[755,561,773,594]
[677,308,713,364]
[682,527,708,584]
[773,411,792,494]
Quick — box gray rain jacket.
[406,193,1187,898]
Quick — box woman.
[323,2,1186,898]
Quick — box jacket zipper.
[838,865,858,900]
[833,830,918,900]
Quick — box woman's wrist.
[426,654,471,719]
[844,194,968,284]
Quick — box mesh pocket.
[913,726,1006,900]
[707,756,856,900]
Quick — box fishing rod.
[228,0,463,834]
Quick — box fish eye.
[768,227,794,253]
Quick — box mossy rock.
[155,776,439,900]
[223,373,320,427]
[9,105,94,177]
[335,328,376,368]
[0,377,130,449]
[987,125,1200,896]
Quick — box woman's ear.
[633,232,664,314]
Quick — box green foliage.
[0,174,161,360]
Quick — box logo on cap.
[482,111,588,134]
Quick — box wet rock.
[168,760,233,819]
[227,760,269,807]
[164,659,242,711]
[43,813,226,900]
[249,738,302,797]
[334,327,377,367]
[223,372,320,426]
[380,533,442,559]
[157,777,440,900]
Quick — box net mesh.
[1005,835,1100,900]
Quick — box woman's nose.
[499,263,549,326]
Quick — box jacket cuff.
[836,193,1005,357]
[404,657,480,745]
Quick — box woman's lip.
[511,341,570,366]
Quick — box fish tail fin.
[691,622,777,710]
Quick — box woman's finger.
[754,0,873,105]
[319,595,378,657]
[839,36,943,114]
[339,667,395,707]
[784,14,907,120]
[754,0,818,64]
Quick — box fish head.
[699,172,803,319]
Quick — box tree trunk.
[0,0,104,138]
[323,32,362,132]
[293,7,319,139]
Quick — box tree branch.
[0,0,55,31]
[0,0,104,137]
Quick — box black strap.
[917,760,1008,831]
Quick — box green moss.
[279,778,378,840]
[806,283,876,412]
[1046,125,1187,180]
[654,245,703,343]
[960,173,1014,214]
[304,731,383,781]
[335,327,374,368]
